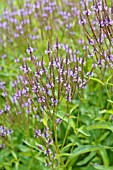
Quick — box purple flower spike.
[26,46,33,54]
[0,110,3,115]
[5,105,10,111]
[56,118,61,124]
[2,92,7,97]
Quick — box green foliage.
[0,0,113,170]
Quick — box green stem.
[105,84,113,109]
[65,101,80,167]
[53,111,65,169]
[61,122,69,150]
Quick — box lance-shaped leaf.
[87,122,113,132]
[93,164,113,170]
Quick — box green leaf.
[11,151,18,160]
[62,143,76,152]
[87,122,113,132]
[107,100,113,104]
[17,145,31,152]
[69,118,76,130]
[3,162,11,170]
[106,75,112,84]
[70,105,79,114]
[67,168,72,170]
[106,83,113,86]
[42,112,48,126]
[22,139,38,150]
[71,145,112,157]
[88,77,104,86]
[15,161,19,170]
[99,149,109,166]
[77,125,90,137]
[57,112,75,129]
[0,72,16,77]
[93,164,113,170]
[77,151,96,166]
[98,132,110,142]
[35,156,46,163]
[99,110,113,115]
[57,111,67,122]
[59,145,112,157]
[99,110,108,114]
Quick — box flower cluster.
[34,127,55,167]
[79,0,113,76]
[0,0,113,168]
[0,125,13,137]
[0,0,80,51]
[9,39,94,120]
[0,125,13,148]
[0,0,86,85]
[0,39,94,167]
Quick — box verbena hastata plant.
[0,0,80,53]
[1,36,113,169]
[79,0,113,116]
[0,0,81,98]
[0,126,13,149]
[79,1,113,169]
[0,82,13,149]
[79,0,113,80]
[0,0,81,126]
[1,0,113,170]
[0,38,95,169]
